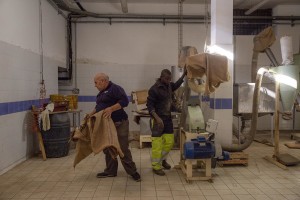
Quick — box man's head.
[160,69,172,85]
[94,73,109,91]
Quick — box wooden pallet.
[139,135,152,148]
[177,159,212,183]
[218,152,248,166]
[31,106,47,161]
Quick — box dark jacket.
[147,77,184,118]
[95,81,129,122]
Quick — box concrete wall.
[0,0,66,174]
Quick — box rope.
[203,0,209,53]
[178,0,183,55]
[39,0,46,108]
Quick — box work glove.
[183,65,187,76]
[151,111,164,132]
[180,66,187,80]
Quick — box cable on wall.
[178,0,184,55]
[39,0,46,108]
[203,0,209,53]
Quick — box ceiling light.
[245,0,270,15]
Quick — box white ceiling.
[73,0,300,9]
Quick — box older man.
[89,73,141,182]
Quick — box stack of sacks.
[186,53,230,95]
[73,111,124,168]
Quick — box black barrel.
[41,113,71,158]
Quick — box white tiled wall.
[0,44,63,174]
[0,0,66,174]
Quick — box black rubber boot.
[162,160,171,170]
[153,169,165,176]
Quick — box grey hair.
[95,73,109,81]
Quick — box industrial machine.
[259,35,300,168]
[183,114,230,168]
[184,134,230,165]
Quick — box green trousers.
[151,134,174,170]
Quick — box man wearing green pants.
[147,68,186,176]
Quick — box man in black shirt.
[147,68,186,176]
[89,73,141,181]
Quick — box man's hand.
[179,66,187,80]
[183,66,187,76]
[151,111,164,131]
[154,116,164,130]
[84,114,91,120]
[87,109,96,119]
[103,107,113,118]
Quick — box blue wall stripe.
[0,103,8,115]
[78,96,96,102]
[78,95,132,103]
[0,96,232,116]
[201,95,210,102]
[0,99,49,116]
[209,98,232,109]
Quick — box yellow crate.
[67,95,78,110]
[50,94,65,102]
[50,94,78,110]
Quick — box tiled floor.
[0,136,300,200]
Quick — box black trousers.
[103,119,137,176]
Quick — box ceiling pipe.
[74,20,205,24]
[75,1,86,11]
[72,20,300,26]
[48,0,300,21]
[245,0,270,15]
[120,0,128,13]
[69,13,300,21]
[46,0,67,19]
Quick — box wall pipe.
[70,14,300,21]
[59,14,73,81]
[48,0,300,22]
[222,68,269,152]
[72,20,300,26]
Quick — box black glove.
[180,66,187,79]
[151,111,164,131]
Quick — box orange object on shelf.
[50,94,78,110]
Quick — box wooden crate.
[139,135,152,149]
[178,159,212,183]
[218,152,248,166]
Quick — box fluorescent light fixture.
[207,45,234,61]
[245,0,270,15]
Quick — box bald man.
[89,73,141,182]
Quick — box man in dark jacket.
[147,68,186,176]
[89,73,141,181]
